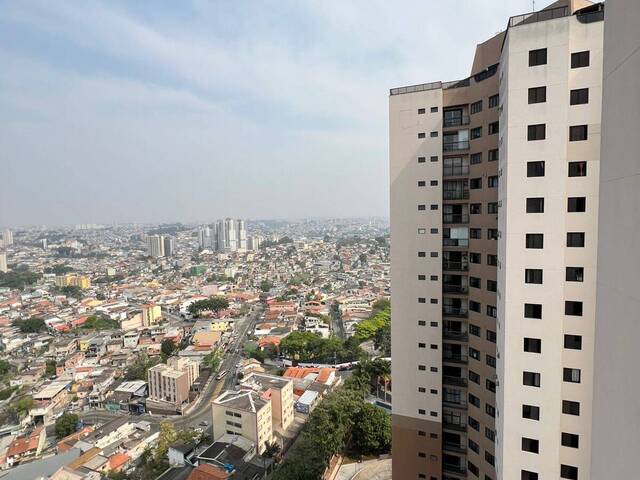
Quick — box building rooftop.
[213,390,268,413]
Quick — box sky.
[0,0,534,227]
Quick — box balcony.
[443,375,468,387]
[443,397,468,409]
[443,116,470,128]
[444,352,469,364]
[443,284,468,294]
[443,329,468,341]
[443,261,468,272]
[443,442,467,454]
[443,306,468,318]
[443,214,469,224]
[443,419,467,433]
[443,463,467,475]
[443,165,470,177]
[443,141,470,152]
[443,190,469,201]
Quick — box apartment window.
[528,86,546,104]
[525,269,543,284]
[527,161,545,177]
[418,320,426,326]
[468,439,480,453]
[565,301,583,316]
[418,228,426,234]
[522,437,539,454]
[430,131,439,138]
[469,347,480,360]
[470,228,481,239]
[470,178,482,189]
[569,125,588,141]
[563,400,580,416]
[486,330,496,342]
[471,126,482,139]
[487,254,497,266]
[488,121,499,135]
[488,176,498,188]
[470,152,482,164]
[487,305,497,317]
[522,471,539,480]
[468,462,479,476]
[418,156,426,163]
[470,252,481,264]
[561,465,579,480]
[488,149,499,161]
[568,197,586,212]
[529,48,547,66]
[524,303,542,319]
[470,100,483,114]
[418,181,427,187]
[570,88,589,105]
[418,365,426,371]
[526,197,544,213]
[567,232,585,247]
[568,161,587,177]
[488,202,498,214]
[485,451,495,466]
[486,379,496,392]
[418,450,426,456]
[418,132,426,139]
[431,204,438,210]
[470,324,480,337]
[564,335,582,350]
[418,274,426,280]
[418,108,426,114]
[571,50,590,68]
[524,338,542,353]
[469,416,480,431]
[487,280,497,292]
[469,370,480,384]
[470,203,482,214]
[418,252,426,258]
[469,393,480,407]
[469,276,481,288]
[485,428,495,442]
[563,368,581,383]
[562,433,579,448]
[469,300,481,313]
[566,267,584,282]
[526,233,544,249]
[489,94,499,108]
[431,106,438,113]
[528,124,546,141]
[486,355,496,368]
[523,371,541,387]
[522,405,540,420]
[431,155,438,162]
[418,204,426,211]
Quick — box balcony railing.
[443,306,468,317]
[443,116,470,128]
[508,5,568,27]
[443,463,467,475]
[443,190,469,200]
[443,141,470,152]
[443,375,468,387]
[443,284,468,294]
[443,261,469,272]
[443,397,468,409]
[443,166,470,177]
[443,214,469,224]
[444,353,469,364]
[443,330,469,341]
[443,442,467,454]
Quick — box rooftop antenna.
[532,0,536,11]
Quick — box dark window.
[525,269,543,284]
[468,439,479,453]
[470,203,482,214]
[487,254,497,266]
[486,330,496,342]
[469,393,480,407]
[418,132,426,139]
[523,371,541,387]
[431,106,438,113]
[418,251,426,258]
[418,108,426,114]
[469,416,480,431]
[522,437,539,453]
[524,338,542,353]
[470,252,481,264]
[487,304,497,317]
[565,301,583,316]
[485,451,495,466]
[522,405,540,420]
[528,124,546,141]
[470,178,482,189]
[471,126,482,139]
[526,233,544,249]
[486,379,496,392]
[430,180,438,186]
[568,197,586,212]
[488,121,499,135]
[561,465,578,480]
[561,432,579,448]
[563,400,580,416]
[564,335,582,350]
[418,274,426,280]
[524,303,542,319]
[470,152,482,164]
[469,370,480,384]
[522,471,539,480]
[418,181,426,187]
[431,155,438,162]
[563,368,581,383]
[570,88,589,105]
[418,204,426,211]
[468,462,479,476]
[418,156,426,163]
[489,94,499,108]
[431,204,438,210]
[470,324,480,337]
[469,347,480,360]
[470,228,481,239]
[566,267,584,282]
[569,125,588,141]
[526,197,544,213]
[529,48,547,66]
[487,280,497,292]
[528,86,547,104]
[430,131,438,138]
[567,232,585,247]
[568,161,587,177]
[488,176,498,187]
[470,100,483,114]
[571,50,590,68]
[488,202,498,214]
[485,428,495,442]
[469,300,481,313]
[469,276,481,287]
[488,149,499,161]
[527,161,545,177]
[486,354,496,367]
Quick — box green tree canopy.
[55,413,79,439]
[14,317,47,333]
[187,296,229,317]
[351,403,391,455]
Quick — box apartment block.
[389,2,604,479]
[0,251,7,273]
[141,304,162,327]
[147,357,199,409]
[240,372,295,431]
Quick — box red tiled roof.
[188,463,231,480]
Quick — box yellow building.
[55,275,91,289]
[141,304,162,327]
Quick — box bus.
[216,370,228,381]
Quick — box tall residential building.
[146,234,165,258]
[0,252,7,273]
[591,0,640,477]
[236,219,247,250]
[389,2,604,479]
[198,226,214,250]
[163,236,175,257]
[147,357,199,409]
[211,218,247,252]
[2,229,13,246]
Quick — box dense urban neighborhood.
[0,219,392,479]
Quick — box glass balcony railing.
[443,305,468,317]
[443,116,470,127]
[443,214,469,224]
[443,261,469,272]
[443,141,470,152]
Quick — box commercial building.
[55,275,91,289]
[389,2,604,479]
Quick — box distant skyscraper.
[225,218,237,251]
[198,226,214,250]
[248,235,263,251]
[236,219,247,251]
[2,230,13,246]
[147,235,165,258]
[41,238,47,250]
[0,252,7,273]
[163,236,175,257]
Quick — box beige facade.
[147,357,198,408]
[141,304,162,326]
[240,372,295,431]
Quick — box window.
[468,439,480,453]
[528,86,547,104]
[488,121,499,135]
[488,176,498,188]
[487,254,497,266]
[470,228,481,239]
[569,125,588,141]
[418,365,426,371]
[418,181,426,187]
[431,106,438,113]
[485,428,495,442]
[469,300,481,313]
[418,251,426,257]
[522,437,539,453]
[524,338,542,353]
[527,161,545,177]
[568,161,587,177]
[468,462,479,476]
[524,303,542,319]
[526,197,544,213]
[523,371,541,387]
[470,203,482,214]
[563,368,581,383]
[431,155,438,162]
[470,324,480,337]
[469,370,480,384]
[469,347,480,360]
[485,451,495,465]
[489,94,499,108]
[488,149,499,161]
[570,88,589,105]
[486,379,496,392]
[562,432,579,448]
[430,131,438,138]
[470,178,482,189]
[469,416,480,431]
[486,331,496,343]
[471,126,482,139]
[486,354,496,367]
[566,267,584,282]
[571,50,590,68]
[561,465,579,480]
[430,204,438,210]
[418,274,426,280]
[563,400,580,416]
[565,301,583,316]
[487,280,497,292]
[567,232,585,247]
[487,305,497,317]
[469,276,481,287]
[488,202,498,214]
[418,156,426,163]
[418,132,426,139]
[525,269,543,284]
[418,228,426,234]
[418,108,426,114]
[528,124,546,140]
[470,152,482,164]
[418,204,426,211]
[568,197,586,212]
[470,100,483,114]
[469,393,480,407]
[529,48,547,66]
[526,233,544,249]
[470,252,481,264]
[522,471,539,480]
[522,405,540,420]
[564,335,582,350]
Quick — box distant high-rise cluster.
[198,218,259,252]
[146,234,175,258]
[0,229,13,249]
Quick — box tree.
[202,351,221,371]
[0,360,12,376]
[351,403,391,455]
[259,280,273,292]
[57,285,83,300]
[125,354,161,381]
[45,360,57,377]
[161,339,177,359]
[0,269,40,289]
[187,296,229,318]
[55,413,79,439]
[81,315,119,331]
[374,322,391,356]
[14,317,47,333]
[263,441,281,458]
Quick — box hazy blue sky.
[1,0,533,226]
